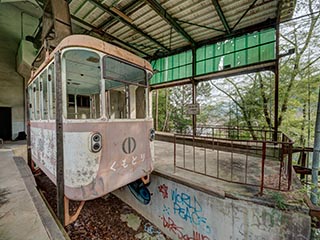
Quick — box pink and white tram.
[27,35,154,202]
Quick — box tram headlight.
[149,128,155,141]
[91,133,102,152]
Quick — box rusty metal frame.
[55,51,65,225]
[273,0,282,141]
[64,197,85,226]
[172,127,294,193]
[26,87,32,168]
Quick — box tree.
[153,82,212,134]
[209,0,320,144]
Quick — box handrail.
[173,131,294,193]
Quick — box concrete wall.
[0,3,38,139]
[114,174,310,239]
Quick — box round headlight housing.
[149,128,155,141]
[91,133,102,152]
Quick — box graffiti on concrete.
[160,215,210,240]
[160,215,184,238]
[135,232,166,240]
[171,188,211,234]
[144,222,162,236]
[128,179,151,205]
[156,184,213,237]
[252,209,282,232]
[158,184,168,199]
[162,204,170,215]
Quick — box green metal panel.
[235,36,247,67]
[150,28,275,86]
[150,50,192,85]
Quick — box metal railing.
[195,125,282,141]
[173,130,293,194]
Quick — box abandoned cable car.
[27,35,155,203]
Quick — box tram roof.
[28,34,153,84]
[69,0,295,59]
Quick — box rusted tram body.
[27,35,154,201]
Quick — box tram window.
[28,86,34,120]
[64,49,101,119]
[68,94,75,107]
[41,70,48,120]
[103,57,147,119]
[34,78,40,120]
[48,63,56,119]
[76,95,90,107]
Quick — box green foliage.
[270,192,287,210]
[152,0,320,147]
[153,82,213,134]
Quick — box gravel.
[35,174,168,240]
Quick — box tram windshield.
[103,56,148,119]
[63,48,150,120]
[65,49,101,119]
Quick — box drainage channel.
[35,173,169,240]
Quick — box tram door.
[0,107,12,140]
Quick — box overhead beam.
[71,15,151,57]
[175,18,225,32]
[87,0,170,51]
[97,0,143,31]
[211,0,231,34]
[145,0,196,45]
[232,0,259,30]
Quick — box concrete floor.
[0,142,66,240]
[0,139,309,240]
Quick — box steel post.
[260,142,266,194]
[55,51,65,225]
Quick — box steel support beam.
[97,0,143,30]
[87,0,170,51]
[211,0,231,34]
[274,1,282,141]
[145,0,195,45]
[71,15,151,57]
[55,51,65,225]
[232,0,259,30]
[192,47,197,136]
[26,88,31,169]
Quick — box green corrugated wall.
[150,28,275,86]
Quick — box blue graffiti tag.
[163,204,171,215]
[144,222,162,236]
[171,188,211,234]
[128,179,151,205]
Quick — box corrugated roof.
[69,0,295,59]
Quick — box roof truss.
[48,0,295,59]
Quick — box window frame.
[102,55,150,120]
[61,47,103,120]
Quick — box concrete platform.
[0,143,67,240]
[154,140,309,212]
[113,140,311,239]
